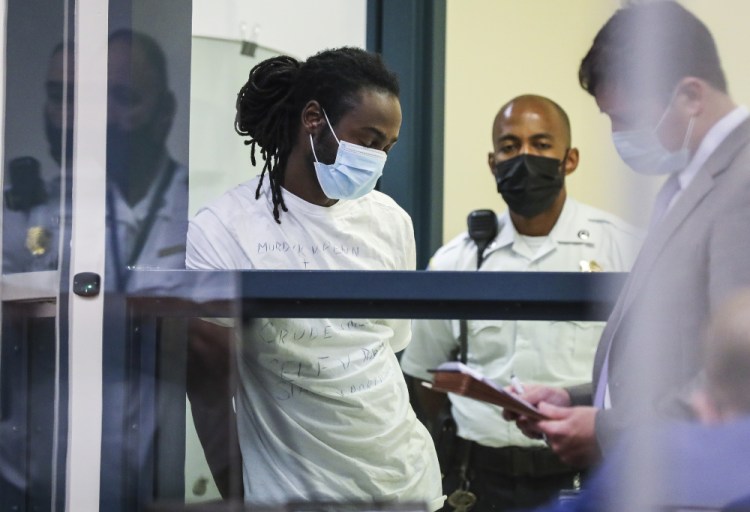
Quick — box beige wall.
[442,0,750,243]
[684,1,750,107]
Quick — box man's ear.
[301,100,325,136]
[488,152,497,177]
[563,147,580,176]
[675,77,706,117]
[152,90,176,142]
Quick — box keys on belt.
[447,489,477,512]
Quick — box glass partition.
[1,0,73,277]
[0,0,73,509]
[0,1,645,511]
[189,36,283,218]
[101,2,196,510]
[97,2,634,510]
[186,35,285,504]
[124,269,625,512]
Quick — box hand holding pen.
[510,373,525,395]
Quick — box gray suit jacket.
[568,118,750,453]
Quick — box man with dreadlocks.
[185,47,443,509]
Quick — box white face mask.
[611,93,696,176]
[309,110,387,200]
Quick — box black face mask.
[494,153,566,218]
[45,117,74,167]
[106,123,163,194]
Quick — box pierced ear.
[301,100,325,135]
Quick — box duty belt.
[457,438,576,477]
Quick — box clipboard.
[426,362,548,420]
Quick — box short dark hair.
[579,1,727,99]
[109,28,169,93]
[235,47,400,223]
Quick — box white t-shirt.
[187,176,442,509]
[400,198,643,448]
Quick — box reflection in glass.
[1,308,59,510]
[104,29,189,292]
[2,40,72,274]
[100,13,194,511]
[1,0,73,509]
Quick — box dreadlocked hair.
[235,55,300,223]
[235,47,399,223]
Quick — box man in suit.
[529,289,750,512]
[505,0,750,469]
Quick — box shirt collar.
[134,153,171,216]
[678,105,750,191]
[111,153,172,223]
[481,197,588,258]
[548,197,592,244]
[492,212,515,249]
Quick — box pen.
[510,373,525,394]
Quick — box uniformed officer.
[1,31,188,291]
[103,28,189,292]
[2,43,70,274]
[400,95,642,512]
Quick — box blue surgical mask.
[310,110,387,200]
[612,94,696,176]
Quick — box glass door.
[0,0,76,510]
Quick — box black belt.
[457,438,576,478]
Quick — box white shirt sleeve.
[400,317,458,381]
[404,216,417,271]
